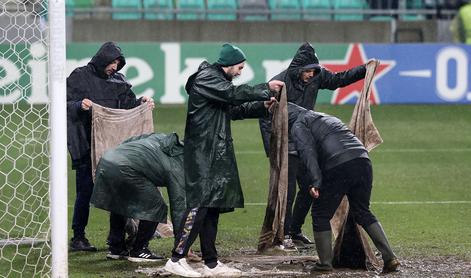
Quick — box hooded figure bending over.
[287,103,400,274]
[91,132,185,262]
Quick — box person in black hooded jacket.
[66,41,154,252]
[259,42,369,249]
[287,103,400,273]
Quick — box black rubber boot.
[364,222,400,273]
[312,230,333,271]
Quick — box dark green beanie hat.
[217,43,246,66]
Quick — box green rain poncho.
[91,132,185,233]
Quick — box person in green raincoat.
[164,43,284,278]
[91,132,186,262]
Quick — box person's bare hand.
[141,96,155,109]
[268,80,284,92]
[309,187,320,199]
[81,98,93,110]
[264,97,277,113]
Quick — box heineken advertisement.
[2,42,471,104]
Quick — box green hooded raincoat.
[91,133,186,232]
[184,61,271,210]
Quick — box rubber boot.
[364,222,400,273]
[312,230,333,271]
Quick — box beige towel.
[91,103,154,180]
[349,59,383,152]
[330,60,382,270]
[257,86,288,252]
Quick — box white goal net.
[0,1,67,277]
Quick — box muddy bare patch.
[136,250,471,277]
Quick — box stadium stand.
[269,0,302,20]
[43,0,461,22]
[207,0,238,20]
[143,0,174,20]
[111,0,142,20]
[302,0,333,20]
[176,0,206,20]
[238,0,270,20]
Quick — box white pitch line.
[236,148,471,155]
[245,201,471,206]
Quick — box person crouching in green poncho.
[91,132,186,262]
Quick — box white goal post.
[49,0,68,277]
[0,0,67,277]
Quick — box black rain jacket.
[259,42,367,155]
[184,61,271,210]
[67,42,142,168]
[288,103,368,190]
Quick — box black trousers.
[172,207,220,265]
[107,212,158,252]
[312,158,378,232]
[72,163,94,238]
[285,155,313,235]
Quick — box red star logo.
[322,44,394,104]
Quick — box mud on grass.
[136,249,471,277]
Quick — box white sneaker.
[164,258,201,277]
[201,261,242,277]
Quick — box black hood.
[287,102,326,131]
[288,102,308,130]
[89,42,126,79]
[185,61,212,94]
[287,42,321,81]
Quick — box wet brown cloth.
[90,103,154,180]
[331,60,382,270]
[349,59,383,152]
[257,86,288,252]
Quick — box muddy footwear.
[312,231,333,272]
[382,257,401,273]
[201,261,242,277]
[187,249,202,262]
[291,233,315,248]
[70,237,97,252]
[106,249,129,260]
[281,235,298,252]
[364,222,399,272]
[128,247,164,262]
[164,258,201,277]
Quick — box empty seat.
[74,0,95,9]
[302,0,332,20]
[270,0,302,20]
[73,0,95,17]
[112,0,142,20]
[333,0,368,21]
[401,0,426,20]
[143,0,174,20]
[176,0,206,20]
[207,0,237,20]
[239,0,269,20]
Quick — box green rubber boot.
[365,222,400,273]
[312,230,333,272]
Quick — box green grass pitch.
[1,104,471,277]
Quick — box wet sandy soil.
[136,250,471,277]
